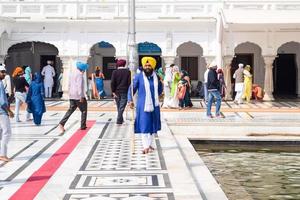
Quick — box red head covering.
[116,59,126,67]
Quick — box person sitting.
[252,84,264,101]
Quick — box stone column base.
[62,93,69,100]
[224,96,232,101]
[263,92,274,101]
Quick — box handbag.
[177,84,186,100]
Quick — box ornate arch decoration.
[7,41,59,54]
[234,41,262,54]
[138,42,162,54]
[176,41,203,56]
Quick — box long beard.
[144,68,153,77]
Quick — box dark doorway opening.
[103,57,116,80]
[40,55,57,97]
[138,55,162,70]
[181,57,198,81]
[273,54,297,97]
[231,54,254,98]
[40,55,56,71]
[231,54,254,81]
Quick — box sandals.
[149,146,155,151]
[142,148,149,154]
[0,156,12,162]
[142,146,155,154]
[58,124,65,134]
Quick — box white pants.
[15,92,30,122]
[0,115,12,156]
[162,85,172,108]
[235,83,244,104]
[44,86,53,98]
[141,134,154,149]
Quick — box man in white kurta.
[41,61,55,98]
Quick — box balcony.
[0,0,299,21]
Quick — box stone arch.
[274,41,300,97]
[6,41,61,97]
[87,41,116,96]
[233,41,264,87]
[6,41,60,75]
[87,41,116,77]
[137,42,162,69]
[176,41,205,82]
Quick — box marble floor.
[0,100,299,200]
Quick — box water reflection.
[195,145,300,200]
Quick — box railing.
[0,0,300,20]
[0,1,221,20]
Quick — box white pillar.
[223,56,233,100]
[60,56,72,100]
[216,13,223,68]
[162,56,175,68]
[263,56,276,101]
[0,55,4,64]
[203,56,216,66]
[128,0,138,73]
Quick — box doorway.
[103,57,116,80]
[273,54,297,97]
[231,54,254,98]
[40,55,57,97]
[231,53,254,81]
[40,55,56,70]
[181,57,198,80]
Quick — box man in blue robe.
[128,57,163,154]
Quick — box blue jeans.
[115,93,128,124]
[206,90,222,116]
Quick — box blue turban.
[76,61,89,71]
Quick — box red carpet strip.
[10,120,96,200]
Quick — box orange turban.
[12,67,24,78]
[141,57,157,69]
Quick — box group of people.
[1,56,266,162]
[0,63,46,162]
[8,66,46,125]
[160,64,193,109]
[233,63,264,104]
[58,57,160,155]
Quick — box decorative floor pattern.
[64,120,173,200]
[1,107,299,200]
[63,193,173,200]
[70,173,167,189]
[81,139,161,171]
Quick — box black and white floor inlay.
[64,120,174,200]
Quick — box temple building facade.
[1,0,300,99]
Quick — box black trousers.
[115,93,128,124]
[59,99,87,129]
